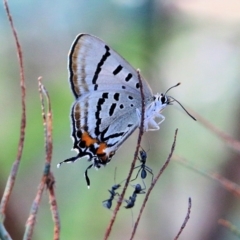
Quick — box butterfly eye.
[161,95,166,104]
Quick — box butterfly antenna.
[169,96,196,121]
[165,82,181,95]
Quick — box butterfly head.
[159,82,181,106]
[160,93,171,106]
[160,82,196,121]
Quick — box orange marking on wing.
[96,142,108,162]
[96,142,107,155]
[82,132,97,146]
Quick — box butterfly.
[57,34,196,187]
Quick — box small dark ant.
[125,183,145,209]
[131,149,154,183]
[102,184,121,209]
[102,168,122,209]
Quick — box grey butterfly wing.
[69,33,153,156]
[72,90,140,150]
[68,33,153,99]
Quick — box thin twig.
[38,78,52,164]
[23,181,45,240]
[24,78,60,240]
[0,0,26,218]
[104,70,145,240]
[0,1,26,239]
[130,129,178,240]
[48,176,61,240]
[39,80,60,239]
[218,219,240,238]
[188,108,240,153]
[174,197,192,240]
[23,78,49,239]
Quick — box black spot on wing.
[103,92,109,98]
[95,97,106,136]
[113,65,123,75]
[92,45,110,86]
[109,103,117,116]
[77,130,82,139]
[79,141,86,148]
[94,93,109,136]
[125,73,132,82]
[114,93,120,101]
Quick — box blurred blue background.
[1,0,240,239]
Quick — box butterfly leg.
[84,164,93,188]
[57,154,80,168]
[155,113,165,125]
[136,108,157,131]
[146,118,160,131]
[146,113,166,131]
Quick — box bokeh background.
[1,0,240,239]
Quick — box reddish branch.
[104,70,145,240]
[0,0,27,219]
[24,181,45,240]
[130,128,178,240]
[218,219,240,237]
[0,1,26,239]
[24,79,60,239]
[39,80,60,239]
[48,178,60,240]
[174,197,192,240]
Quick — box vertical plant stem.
[104,70,145,240]
[130,129,178,240]
[0,0,26,219]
